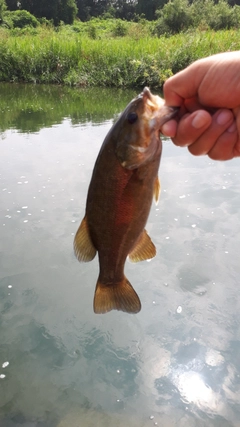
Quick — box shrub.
[5,10,39,28]
[112,20,127,37]
[154,0,193,35]
[0,0,6,23]
[191,0,240,30]
[191,0,214,28]
[87,23,97,39]
[208,0,240,30]
[153,0,240,35]
[38,17,54,28]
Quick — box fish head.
[115,87,178,170]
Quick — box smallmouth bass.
[74,87,177,314]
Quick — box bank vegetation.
[1,0,240,88]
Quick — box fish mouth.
[159,105,179,126]
[141,87,179,125]
[149,105,179,131]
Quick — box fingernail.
[216,110,232,126]
[227,121,237,133]
[192,111,209,129]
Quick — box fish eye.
[127,112,138,124]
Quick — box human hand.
[162,51,240,160]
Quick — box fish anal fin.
[128,229,156,263]
[73,216,97,262]
[154,176,161,205]
[94,277,141,314]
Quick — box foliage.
[190,0,215,28]
[0,24,240,88]
[0,0,6,23]
[4,10,39,28]
[75,0,137,21]
[207,0,240,30]
[64,17,136,38]
[112,20,128,36]
[0,27,82,83]
[59,0,78,25]
[136,0,168,20]
[4,0,240,26]
[154,0,193,35]
[87,23,97,39]
[153,0,240,35]
[6,0,78,25]
[5,0,169,23]
[113,0,136,20]
[190,0,240,30]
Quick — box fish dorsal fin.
[74,216,97,262]
[94,277,141,314]
[128,229,156,263]
[154,176,160,205]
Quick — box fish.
[74,87,178,314]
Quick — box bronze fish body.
[74,87,177,314]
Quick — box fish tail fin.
[93,277,141,314]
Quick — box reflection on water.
[0,83,240,426]
[0,83,136,133]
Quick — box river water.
[0,83,240,427]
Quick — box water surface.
[0,83,240,427]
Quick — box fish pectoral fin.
[128,229,156,262]
[73,216,97,262]
[154,176,161,205]
[94,277,141,314]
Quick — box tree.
[113,0,136,20]
[154,0,193,34]
[6,9,39,27]
[136,0,167,20]
[75,0,137,21]
[75,0,91,21]
[5,0,18,11]
[228,0,240,5]
[58,0,78,24]
[7,0,78,25]
[0,0,7,22]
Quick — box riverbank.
[0,24,239,88]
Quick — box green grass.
[1,23,240,88]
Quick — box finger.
[163,61,209,106]
[171,110,212,147]
[184,97,217,115]
[208,124,238,160]
[188,109,235,157]
[232,107,240,157]
[232,137,240,158]
[161,119,178,138]
[161,104,190,137]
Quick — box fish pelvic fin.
[94,277,141,314]
[128,229,156,263]
[154,176,161,205]
[73,216,97,262]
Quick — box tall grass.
[0,27,82,83]
[1,25,240,88]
